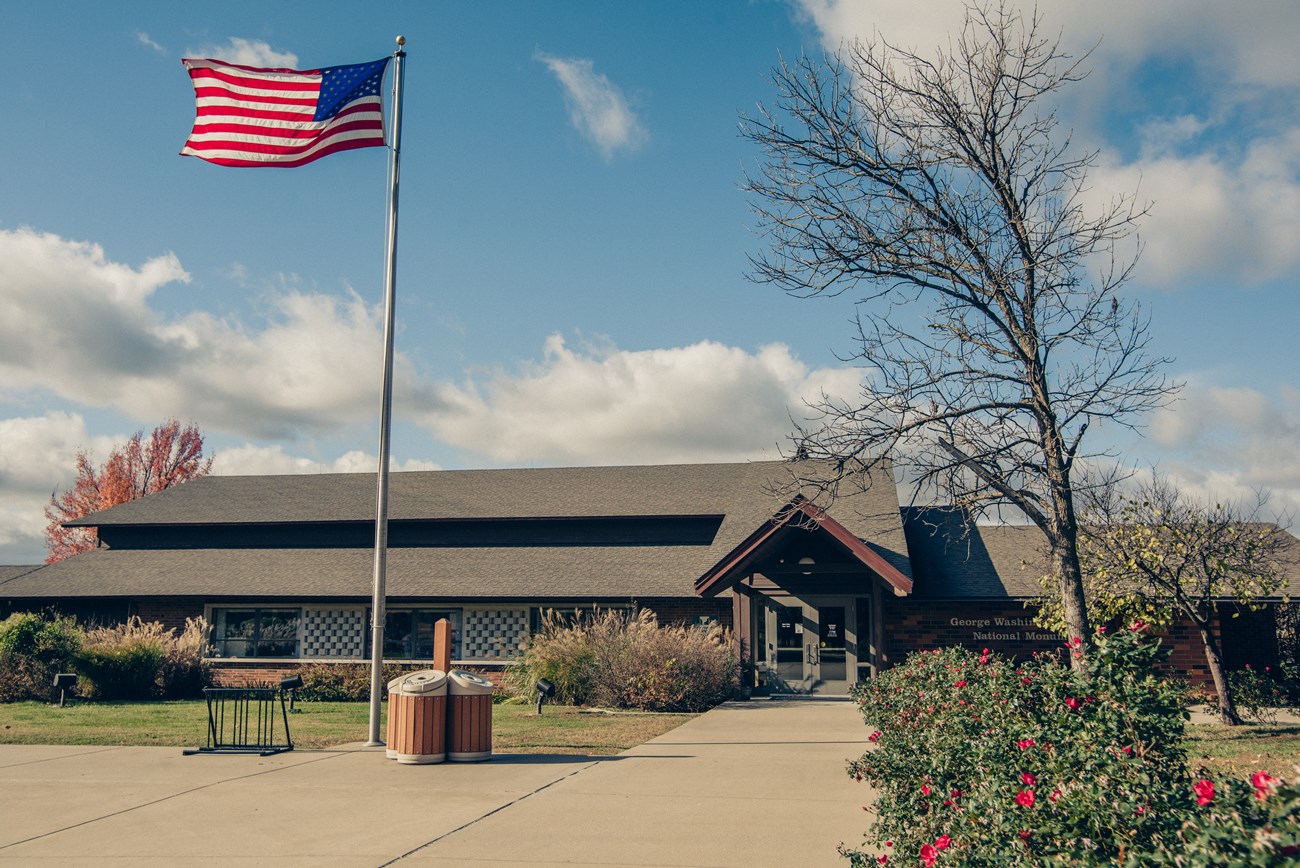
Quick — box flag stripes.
[180,57,390,168]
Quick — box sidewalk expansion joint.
[0,745,122,771]
[377,759,602,867]
[0,750,347,853]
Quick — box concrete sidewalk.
[0,699,874,867]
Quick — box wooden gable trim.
[694,497,913,598]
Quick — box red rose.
[1193,779,1215,806]
[920,844,938,866]
[954,680,967,688]
[869,731,882,742]
[1017,739,1036,750]
[934,835,951,851]
[1065,697,1081,710]
[1250,771,1280,800]
[876,856,888,865]
[1021,772,1037,786]
[921,784,932,796]
[1015,789,1036,807]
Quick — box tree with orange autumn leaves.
[44,421,212,563]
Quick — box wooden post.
[433,618,452,672]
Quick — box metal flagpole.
[366,35,407,747]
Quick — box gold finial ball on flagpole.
[396,35,406,47]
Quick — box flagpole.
[366,35,407,747]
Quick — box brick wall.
[881,599,1066,667]
[879,598,1266,687]
[638,597,732,629]
[208,661,301,688]
[133,599,205,632]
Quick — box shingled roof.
[6,460,911,602]
[902,507,1300,600]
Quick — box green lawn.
[1186,722,1300,777]
[0,700,694,754]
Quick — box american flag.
[180,57,391,168]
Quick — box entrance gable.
[694,497,913,598]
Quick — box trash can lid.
[400,669,447,695]
[447,669,494,695]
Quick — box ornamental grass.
[506,608,738,713]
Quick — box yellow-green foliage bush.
[508,609,738,713]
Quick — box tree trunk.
[1199,624,1241,725]
[1052,542,1092,672]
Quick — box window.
[367,609,461,660]
[211,608,301,658]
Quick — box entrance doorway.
[762,596,858,694]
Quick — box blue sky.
[2,1,1299,562]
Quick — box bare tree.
[741,2,1173,661]
[1068,476,1295,724]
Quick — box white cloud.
[0,412,117,563]
[1086,128,1300,286]
[789,0,1300,288]
[136,32,164,54]
[794,1,1300,87]
[1146,381,1300,521]
[189,38,298,68]
[211,444,438,476]
[415,334,862,465]
[0,228,429,440]
[535,51,647,160]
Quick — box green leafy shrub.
[295,661,414,702]
[0,611,82,701]
[74,642,165,700]
[506,608,737,713]
[1141,771,1300,865]
[845,626,1300,865]
[844,626,1193,865]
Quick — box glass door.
[817,605,847,683]
[774,603,808,690]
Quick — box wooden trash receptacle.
[390,670,448,764]
[446,669,494,762]
[385,672,412,760]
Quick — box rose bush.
[843,625,1299,865]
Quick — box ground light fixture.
[281,674,304,712]
[52,673,77,707]
[535,678,556,715]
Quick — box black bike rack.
[184,687,294,756]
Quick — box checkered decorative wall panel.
[462,608,528,660]
[303,608,365,658]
